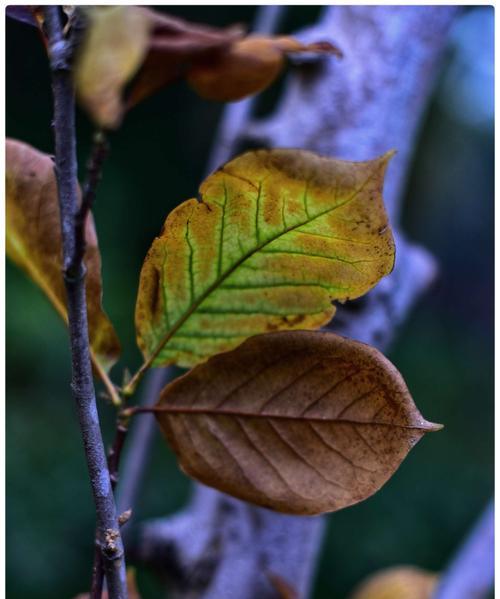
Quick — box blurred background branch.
[434,499,494,599]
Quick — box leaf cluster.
[6,6,441,517]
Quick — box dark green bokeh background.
[6,6,493,599]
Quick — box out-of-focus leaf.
[187,36,341,102]
[6,139,120,374]
[135,149,395,369]
[349,566,438,599]
[74,6,153,129]
[155,331,441,515]
[73,7,340,127]
[73,6,243,129]
[125,9,244,109]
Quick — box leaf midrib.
[148,173,374,363]
[161,405,431,431]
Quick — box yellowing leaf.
[155,331,441,515]
[135,149,395,369]
[349,566,438,599]
[6,139,120,375]
[187,36,341,102]
[74,6,153,129]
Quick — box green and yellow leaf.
[156,331,441,515]
[136,149,395,369]
[6,138,120,375]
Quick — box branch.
[69,130,109,277]
[434,500,494,599]
[135,6,458,599]
[43,7,127,598]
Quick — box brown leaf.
[6,138,120,375]
[187,35,341,102]
[74,6,243,128]
[73,7,340,127]
[126,9,244,109]
[348,566,438,599]
[155,331,441,515]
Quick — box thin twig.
[433,500,494,599]
[108,422,130,488]
[69,130,110,277]
[43,6,127,599]
[73,130,121,407]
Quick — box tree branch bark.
[135,6,458,599]
[43,7,127,598]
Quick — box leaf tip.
[381,149,397,164]
[427,421,444,432]
[421,419,444,433]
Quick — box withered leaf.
[6,138,120,375]
[125,9,244,110]
[349,566,438,599]
[73,6,243,129]
[155,331,441,515]
[135,149,395,369]
[73,6,340,128]
[187,36,341,102]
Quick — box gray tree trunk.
[136,6,458,599]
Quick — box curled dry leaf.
[6,139,120,375]
[135,149,395,369]
[349,566,438,599]
[125,9,244,110]
[74,6,243,128]
[155,331,441,515]
[187,36,342,102]
[73,6,340,128]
